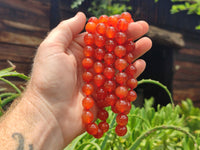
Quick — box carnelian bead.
[82,110,94,124]
[121,12,132,23]
[82,83,94,96]
[115,14,121,19]
[85,22,97,33]
[82,58,93,69]
[127,78,138,89]
[125,40,135,52]
[117,18,128,32]
[106,26,116,38]
[105,39,116,52]
[94,48,105,60]
[96,98,108,108]
[115,72,128,85]
[93,128,104,139]
[99,121,109,133]
[84,33,94,45]
[104,53,115,65]
[86,122,98,135]
[93,74,105,87]
[126,64,137,76]
[95,34,106,47]
[125,52,134,64]
[96,87,106,100]
[115,58,128,71]
[107,15,118,27]
[98,15,108,24]
[104,80,116,92]
[103,67,115,79]
[115,125,127,136]
[115,32,127,44]
[111,105,120,114]
[114,45,126,58]
[97,109,109,121]
[96,23,106,35]
[127,90,137,102]
[93,61,104,73]
[83,46,94,57]
[115,86,128,98]
[105,93,117,106]
[116,113,128,126]
[82,96,94,109]
[88,16,98,24]
[123,101,132,115]
[115,99,129,113]
[82,71,93,82]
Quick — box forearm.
[0,93,64,150]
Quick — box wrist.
[21,90,65,150]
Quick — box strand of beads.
[82,12,138,138]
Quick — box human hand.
[24,12,152,147]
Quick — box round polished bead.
[105,39,116,52]
[115,58,128,71]
[82,58,93,69]
[82,83,94,96]
[82,110,94,124]
[115,125,127,136]
[82,96,94,109]
[114,45,126,58]
[86,122,98,135]
[82,71,93,83]
[84,33,94,45]
[93,74,105,87]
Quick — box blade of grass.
[0,72,30,80]
[64,132,87,150]
[0,67,15,74]
[0,77,21,94]
[76,142,101,150]
[1,93,20,107]
[137,79,174,107]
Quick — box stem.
[129,125,198,150]
[1,94,20,107]
[0,77,21,94]
[137,79,174,107]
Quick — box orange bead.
[127,90,137,102]
[98,15,108,24]
[86,122,98,135]
[84,33,94,45]
[107,15,118,27]
[82,110,94,124]
[95,34,106,47]
[93,128,104,138]
[99,121,109,133]
[85,22,97,33]
[82,71,93,82]
[115,125,127,136]
[106,26,116,38]
[94,48,105,60]
[83,46,94,57]
[93,61,104,73]
[82,96,94,109]
[126,64,137,76]
[121,12,132,23]
[117,18,128,32]
[115,32,127,44]
[115,58,128,71]
[115,86,128,98]
[88,16,98,24]
[115,72,128,85]
[82,58,93,69]
[96,23,106,35]
[127,78,138,89]
[82,83,94,96]
[93,74,105,87]
[105,39,116,52]
[104,53,115,65]
[114,45,126,58]
[104,80,116,92]
[103,67,115,79]
[115,99,129,113]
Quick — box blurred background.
[0,0,200,107]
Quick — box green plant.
[71,0,131,17]
[155,0,200,30]
[65,80,200,150]
[0,64,29,116]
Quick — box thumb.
[39,12,86,52]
